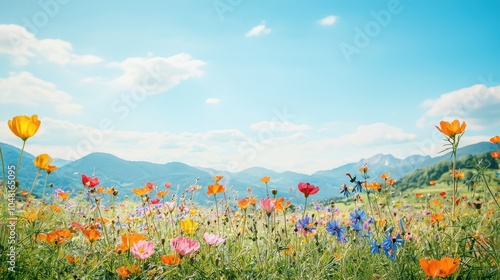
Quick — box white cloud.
[107,54,205,95]
[418,84,500,128]
[0,72,82,115]
[318,15,338,26]
[250,121,311,132]
[245,22,271,37]
[0,24,102,65]
[205,98,220,104]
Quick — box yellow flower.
[435,119,466,138]
[34,154,52,170]
[8,114,41,141]
[260,176,270,184]
[180,218,198,235]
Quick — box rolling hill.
[0,141,496,205]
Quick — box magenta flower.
[170,236,200,257]
[260,198,276,216]
[130,240,155,260]
[203,232,225,246]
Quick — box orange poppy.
[419,257,460,278]
[116,265,140,279]
[34,153,52,170]
[249,197,258,206]
[81,228,101,243]
[96,186,105,194]
[45,165,57,173]
[359,165,369,173]
[380,173,390,180]
[157,190,169,197]
[435,119,466,138]
[430,213,444,224]
[491,151,500,159]
[160,254,182,266]
[206,183,225,195]
[21,190,28,196]
[260,176,270,184]
[386,178,396,185]
[237,197,251,210]
[274,197,291,211]
[58,192,70,200]
[132,186,150,197]
[415,193,423,198]
[115,233,147,253]
[66,255,79,264]
[212,175,223,182]
[429,180,437,185]
[490,135,500,144]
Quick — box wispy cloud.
[0,72,82,115]
[417,84,500,128]
[0,24,102,66]
[318,15,338,26]
[205,98,221,104]
[107,54,205,96]
[245,22,271,37]
[250,121,310,132]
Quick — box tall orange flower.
[237,197,251,210]
[386,178,396,185]
[116,265,140,279]
[8,114,41,141]
[132,186,150,197]
[490,135,500,144]
[419,257,460,278]
[429,180,437,185]
[34,154,52,170]
[260,176,270,183]
[491,151,500,159]
[380,173,390,180]
[435,119,466,138]
[115,233,147,253]
[206,183,225,195]
[81,228,101,243]
[274,197,291,211]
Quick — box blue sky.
[1,0,499,174]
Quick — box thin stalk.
[40,172,49,205]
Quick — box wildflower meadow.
[1,115,499,279]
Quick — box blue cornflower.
[340,184,350,197]
[314,203,323,211]
[326,220,347,243]
[370,239,381,254]
[354,180,364,193]
[381,232,404,260]
[296,215,316,236]
[350,209,367,225]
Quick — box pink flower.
[170,236,200,257]
[164,182,172,188]
[203,232,225,246]
[165,202,176,213]
[130,240,154,260]
[298,182,319,198]
[260,198,276,216]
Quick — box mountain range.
[0,141,497,205]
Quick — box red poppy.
[150,198,160,204]
[82,174,100,188]
[298,182,319,198]
[439,191,446,197]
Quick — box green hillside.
[398,151,499,191]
